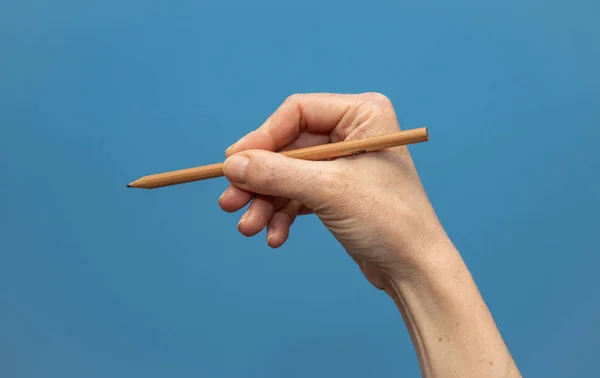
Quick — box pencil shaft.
[128,127,428,189]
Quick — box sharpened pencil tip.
[127,178,147,189]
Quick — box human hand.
[219,93,448,294]
[218,93,522,377]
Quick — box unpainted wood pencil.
[127,127,429,189]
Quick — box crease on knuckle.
[333,104,375,142]
[362,93,395,120]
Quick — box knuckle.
[358,93,399,133]
[283,93,304,104]
[363,92,393,110]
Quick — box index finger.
[225,93,365,157]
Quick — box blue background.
[1,1,599,377]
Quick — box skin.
[218,92,522,377]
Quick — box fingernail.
[218,187,228,201]
[224,155,249,183]
[238,210,250,227]
[225,143,236,155]
[267,228,275,246]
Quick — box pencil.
[127,126,429,189]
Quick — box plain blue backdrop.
[1,1,599,377]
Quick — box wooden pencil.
[127,126,429,189]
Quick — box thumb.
[222,150,339,209]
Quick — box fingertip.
[237,215,256,237]
[237,210,248,228]
[236,196,277,237]
[218,185,254,213]
[217,187,229,210]
[267,228,287,249]
[218,186,228,201]
[266,215,291,248]
[225,144,239,159]
[224,131,262,158]
[267,231,276,248]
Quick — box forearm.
[388,237,521,378]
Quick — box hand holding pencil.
[216,93,520,377]
[128,92,521,377]
[214,92,439,255]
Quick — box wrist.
[383,232,520,377]
[382,207,462,285]
[384,230,465,306]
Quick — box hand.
[218,93,448,294]
[218,93,522,377]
